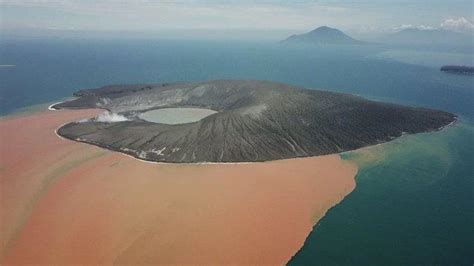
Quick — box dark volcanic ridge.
[54,80,456,163]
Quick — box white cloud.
[441,17,474,32]
[394,24,436,31]
[95,111,128,122]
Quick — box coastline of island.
[53,80,456,164]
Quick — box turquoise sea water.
[289,121,474,265]
[1,38,473,265]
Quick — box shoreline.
[48,80,457,164]
[47,102,61,111]
[47,98,78,111]
[54,107,458,165]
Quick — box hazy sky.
[1,0,473,36]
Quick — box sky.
[1,0,473,39]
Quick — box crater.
[138,108,218,124]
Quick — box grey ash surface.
[54,80,456,163]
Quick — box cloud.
[394,24,436,31]
[441,17,474,32]
[95,111,128,122]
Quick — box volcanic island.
[53,80,456,163]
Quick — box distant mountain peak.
[310,26,338,32]
[283,26,362,45]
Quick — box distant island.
[382,28,473,46]
[282,26,363,45]
[440,65,474,75]
[53,80,455,163]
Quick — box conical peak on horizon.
[309,26,340,33]
[283,26,361,45]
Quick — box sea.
[1,37,473,265]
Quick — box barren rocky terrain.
[54,80,456,163]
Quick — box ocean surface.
[1,38,473,264]
[289,122,474,265]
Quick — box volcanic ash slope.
[55,80,456,163]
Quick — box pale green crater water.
[138,108,217,124]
